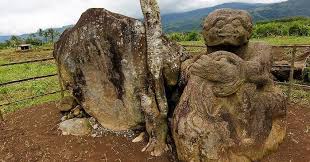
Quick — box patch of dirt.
[262,103,310,162]
[0,103,309,162]
[0,103,176,162]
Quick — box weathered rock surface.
[59,118,91,136]
[56,96,77,112]
[173,9,287,162]
[54,8,147,131]
[54,8,185,132]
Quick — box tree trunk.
[140,0,169,157]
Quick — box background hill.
[1,0,309,42]
[251,0,310,21]
[0,36,11,43]
[162,2,266,33]
[163,0,310,32]
[0,25,73,43]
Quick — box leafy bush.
[168,17,310,41]
[167,33,186,42]
[0,43,8,50]
[253,23,288,38]
[167,31,203,42]
[25,37,43,46]
[252,17,310,38]
[288,23,309,36]
[186,32,201,41]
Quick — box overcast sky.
[0,0,286,36]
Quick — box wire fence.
[0,56,65,120]
[0,44,309,120]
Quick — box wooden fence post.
[0,109,4,122]
[287,45,297,103]
[56,62,65,99]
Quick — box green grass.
[278,85,310,107]
[0,61,57,83]
[252,36,310,45]
[1,93,62,114]
[178,41,204,46]
[178,41,206,53]
[0,45,63,114]
[0,77,60,104]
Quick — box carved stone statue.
[172,9,287,162]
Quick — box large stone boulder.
[54,8,147,131]
[53,8,184,132]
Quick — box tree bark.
[140,0,169,156]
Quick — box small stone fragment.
[56,96,76,112]
[60,116,67,121]
[66,113,75,120]
[132,132,145,143]
[72,105,82,117]
[59,118,91,136]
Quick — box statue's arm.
[244,44,273,87]
[179,53,201,84]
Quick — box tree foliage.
[168,17,310,42]
[252,17,310,38]
[167,31,203,42]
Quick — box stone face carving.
[54,7,186,154]
[202,9,252,47]
[172,9,287,162]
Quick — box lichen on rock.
[172,9,287,162]
[59,118,91,136]
[53,7,186,149]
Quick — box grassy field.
[0,45,62,114]
[252,36,310,45]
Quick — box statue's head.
[202,9,253,47]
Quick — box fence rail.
[0,74,58,87]
[275,82,310,91]
[0,57,55,67]
[181,44,310,48]
[0,56,64,109]
[0,44,309,111]
[0,90,65,107]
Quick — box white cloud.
[0,0,286,35]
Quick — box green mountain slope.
[251,0,310,21]
[0,25,73,43]
[162,2,266,33]
[162,0,310,33]
[1,0,309,42]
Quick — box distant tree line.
[252,17,310,38]
[0,28,60,49]
[167,17,310,42]
[167,31,203,42]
